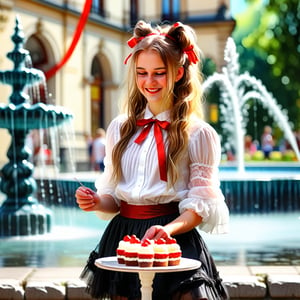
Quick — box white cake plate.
[95,256,201,300]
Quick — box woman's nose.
[146,75,156,84]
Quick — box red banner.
[45,0,92,79]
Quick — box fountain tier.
[0,17,73,236]
[0,103,72,129]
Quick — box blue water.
[1,164,299,267]
[0,207,299,267]
[219,162,300,180]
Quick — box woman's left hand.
[142,225,170,241]
[143,210,202,241]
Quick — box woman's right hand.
[75,186,100,211]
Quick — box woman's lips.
[146,88,161,94]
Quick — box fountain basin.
[0,204,51,236]
[0,206,298,267]
[0,166,299,266]
[219,163,300,213]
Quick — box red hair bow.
[127,33,158,48]
[127,36,139,48]
[183,45,199,64]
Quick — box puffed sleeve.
[178,122,229,234]
[94,115,125,220]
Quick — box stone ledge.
[66,280,93,300]
[249,266,299,276]
[25,281,65,300]
[223,275,266,298]
[268,275,300,298]
[0,267,34,281]
[0,279,24,300]
[26,267,83,282]
[1,266,300,299]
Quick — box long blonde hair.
[112,20,204,186]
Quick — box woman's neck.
[148,99,172,116]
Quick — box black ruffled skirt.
[80,212,229,300]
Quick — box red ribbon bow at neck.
[135,118,170,182]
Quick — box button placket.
[131,128,153,199]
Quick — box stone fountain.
[0,17,73,236]
[203,37,300,173]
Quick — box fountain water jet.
[0,17,73,236]
[203,37,300,173]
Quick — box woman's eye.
[136,71,166,76]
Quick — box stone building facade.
[0,0,235,169]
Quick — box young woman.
[75,20,229,300]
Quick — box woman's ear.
[175,66,184,82]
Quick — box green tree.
[233,0,300,135]
[244,0,299,94]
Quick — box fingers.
[77,201,95,211]
[75,186,98,211]
[76,186,95,197]
[142,226,156,241]
[155,229,169,240]
[142,225,170,241]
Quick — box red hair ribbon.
[124,32,175,64]
[173,22,199,64]
[127,32,174,49]
[127,35,149,48]
[123,53,133,65]
[135,118,170,182]
[127,36,139,48]
[183,45,199,64]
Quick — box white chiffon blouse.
[95,107,229,234]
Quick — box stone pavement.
[0,265,300,299]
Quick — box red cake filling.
[117,236,182,267]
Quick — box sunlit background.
[0,0,299,268]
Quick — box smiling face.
[136,50,169,115]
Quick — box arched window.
[90,56,104,134]
[25,35,48,104]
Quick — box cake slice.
[138,238,155,267]
[166,237,182,266]
[153,238,169,267]
[116,235,131,264]
[124,235,141,266]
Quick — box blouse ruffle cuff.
[179,196,229,234]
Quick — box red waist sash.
[120,200,179,219]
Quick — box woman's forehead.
[136,50,166,69]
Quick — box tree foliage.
[244,0,300,94]
[233,0,300,131]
